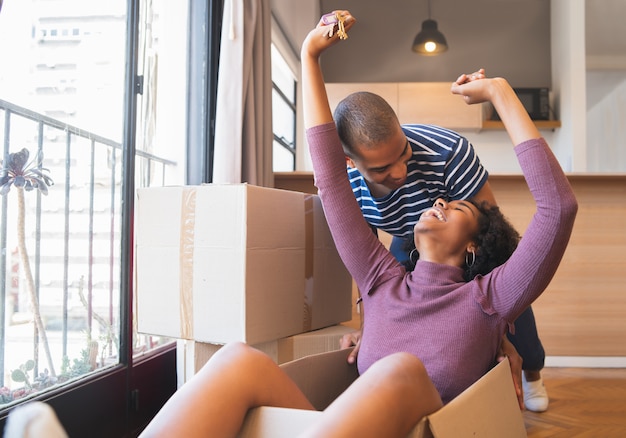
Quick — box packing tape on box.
[179,187,196,339]
[303,195,314,332]
[175,188,319,339]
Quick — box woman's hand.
[339,329,362,365]
[450,68,502,105]
[454,68,486,86]
[452,69,540,145]
[301,11,355,128]
[497,335,525,410]
[301,10,356,59]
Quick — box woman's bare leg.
[139,342,314,438]
[298,352,443,438]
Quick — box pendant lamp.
[412,0,448,55]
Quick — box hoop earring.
[409,249,419,264]
[465,249,476,267]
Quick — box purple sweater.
[307,123,577,403]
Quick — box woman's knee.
[363,353,443,423]
[203,341,269,373]
[386,353,443,412]
[377,352,428,376]
[216,341,251,357]
[368,352,434,395]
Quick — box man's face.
[347,127,411,191]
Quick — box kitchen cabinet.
[325,82,560,132]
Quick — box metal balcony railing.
[0,98,176,398]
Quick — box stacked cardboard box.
[135,183,353,345]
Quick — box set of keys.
[321,12,348,40]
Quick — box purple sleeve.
[306,123,402,293]
[476,138,578,322]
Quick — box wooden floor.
[523,367,626,437]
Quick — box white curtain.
[212,0,273,187]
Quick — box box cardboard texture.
[238,350,527,438]
[135,184,353,345]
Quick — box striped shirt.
[347,124,489,237]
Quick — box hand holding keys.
[321,11,348,40]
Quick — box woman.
[140,10,577,438]
[301,11,577,405]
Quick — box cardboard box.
[176,324,358,387]
[135,184,353,345]
[275,323,357,364]
[238,350,527,438]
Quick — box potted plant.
[1,148,55,376]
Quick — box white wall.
[461,130,558,175]
[550,0,587,172]
[586,72,626,172]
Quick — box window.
[271,43,297,172]
[0,0,194,434]
[0,0,130,409]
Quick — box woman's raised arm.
[301,11,355,129]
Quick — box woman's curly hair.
[403,200,521,281]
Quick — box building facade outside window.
[0,0,182,411]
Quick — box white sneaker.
[522,374,549,412]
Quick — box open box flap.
[426,358,527,437]
[279,347,358,411]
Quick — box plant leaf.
[11,369,26,382]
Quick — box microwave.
[490,87,550,121]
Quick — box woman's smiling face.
[413,198,481,264]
